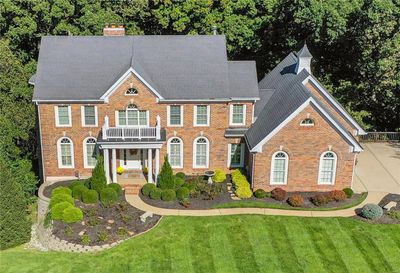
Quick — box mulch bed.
[353,194,400,224]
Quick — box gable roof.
[32,35,259,102]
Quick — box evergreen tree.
[90,155,106,193]
[159,155,174,189]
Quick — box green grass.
[1,215,400,273]
[212,192,368,211]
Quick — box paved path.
[125,191,386,217]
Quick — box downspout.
[350,152,358,190]
[36,102,46,183]
[251,152,256,190]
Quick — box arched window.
[125,88,138,95]
[270,151,289,184]
[300,118,314,126]
[83,137,97,168]
[193,137,209,168]
[57,137,74,168]
[117,104,148,126]
[168,137,183,168]
[318,151,337,184]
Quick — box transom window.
[270,151,289,185]
[230,104,246,125]
[300,118,314,126]
[82,106,97,126]
[193,137,209,168]
[168,137,183,168]
[55,105,71,126]
[228,143,244,167]
[125,88,138,95]
[84,138,97,168]
[318,151,337,184]
[58,137,74,168]
[117,104,148,126]
[194,105,209,126]
[168,105,183,126]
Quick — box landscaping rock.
[81,221,85,225]
[107,219,114,224]
[384,201,397,211]
[106,226,112,230]
[78,230,86,236]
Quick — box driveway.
[353,142,400,194]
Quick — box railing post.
[156,115,161,140]
[103,115,109,140]
[122,128,125,140]
[139,128,141,140]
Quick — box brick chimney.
[103,23,125,36]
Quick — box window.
[81,106,97,126]
[55,105,71,126]
[117,104,148,126]
[228,143,245,167]
[318,151,337,184]
[230,104,246,125]
[125,87,138,95]
[83,138,97,168]
[194,105,210,126]
[57,137,74,168]
[193,137,209,168]
[270,151,289,184]
[168,137,183,168]
[168,105,183,126]
[300,118,314,126]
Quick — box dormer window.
[300,118,314,126]
[125,88,138,95]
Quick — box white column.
[103,148,110,184]
[155,148,160,183]
[112,148,117,183]
[147,148,153,183]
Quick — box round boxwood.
[149,188,162,200]
[142,183,156,197]
[161,189,176,201]
[343,188,354,198]
[175,172,186,180]
[361,203,383,220]
[49,193,74,208]
[51,186,72,197]
[254,189,267,198]
[51,201,73,220]
[100,188,118,207]
[174,176,185,188]
[82,189,99,204]
[108,183,123,196]
[176,187,190,201]
[62,207,83,223]
[68,180,84,190]
[72,184,88,200]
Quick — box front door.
[120,149,142,170]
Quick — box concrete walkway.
[125,191,386,218]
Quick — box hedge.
[108,183,123,196]
[82,189,99,204]
[62,207,84,223]
[51,201,73,220]
[49,193,74,208]
[213,169,226,183]
[142,183,156,197]
[100,188,118,207]
[72,184,88,200]
[51,186,72,197]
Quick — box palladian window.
[117,104,148,126]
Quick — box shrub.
[149,188,162,200]
[182,182,196,192]
[180,198,191,208]
[271,188,287,201]
[343,188,354,198]
[51,186,72,197]
[175,172,186,180]
[161,189,176,201]
[100,188,118,207]
[90,155,107,193]
[81,234,90,245]
[176,187,190,201]
[51,201,73,220]
[108,183,123,196]
[72,184,88,200]
[328,190,347,202]
[311,194,330,206]
[254,189,267,198]
[62,207,83,223]
[236,186,253,199]
[159,155,174,189]
[174,176,185,188]
[82,189,99,204]
[142,183,156,197]
[231,169,243,181]
[68,180,83,190]
[287,195,304,207]
[388,210,400,220]
[213,169,226,183]
[361,204,383,220]
[50,193,74,208]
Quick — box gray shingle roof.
[32,35,259,101]
[298,43,313,58]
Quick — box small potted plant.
[117,166,124,175]
[142,167,148,175]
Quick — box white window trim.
[192,136,210,168]
[318,151,337,185]
[193,105,210,127]
[83,137,97,169]
[115,109,150,127]
[80,105,98,127]
[227,143,245,168]
[57,137,74,169]
[167,105,184,127]
[270,151,289,185]
[54,105,72,127]
[167,137,184,169]
[229,104,246,126]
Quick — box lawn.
[1,215,399,273]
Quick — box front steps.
[122,184,143,195]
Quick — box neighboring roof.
[32,35,259,101]
[225,128,248,137]
[298,43,313,58]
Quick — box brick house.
[31,26,365,192]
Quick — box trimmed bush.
[50,193,74,208]
[311,194,330,206]
[149,188,162,200]
[72,184,88,200]
[90,155,107,193]
[176,187,190,201]
[287,195,304,207]
[175,172,186,180]
[68,180,83,190]
[159,155,174,189]
[82,189,99,204]
[142,183,156,197]
[343,188,354,198]
[231,169,243,181]
[51,186,72,197]
[254,189,267,198]
[213,169,226,183]
[62,207,84,223]
[328,190,347,202]
[271,188,287,201]
[51,201,73,220]
[100,188,118,207]
[361,203,383,220]
[161,189,176,201]
[108,183,123,196]
[236,186,253,199]
[174,176,185,188]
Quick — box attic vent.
[300,118,314,126]
[126,88,138,95]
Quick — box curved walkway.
[125,191,387,217]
